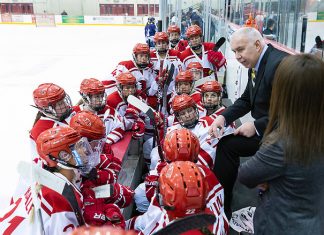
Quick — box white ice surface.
[0,24,144,210]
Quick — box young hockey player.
[167,94,234,169]
[106,72,145,140]
[30,83,75,143]
[0,126,97,234]
[148,32,181,110]
[170,70,202,106]
[69,111,133,228]
[76,78,125,145]
[104,43,155,96]
[179,25,226,79]
[129,160,228,235]
[200,81,226,119]
[167,24,188,52]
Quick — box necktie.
[251,68,256,86]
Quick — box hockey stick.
[213,37,226,51]
[161,63,175,137]
[153,213,216,235]
[17,161,86,226]
[156,58,165,112]
[127,95,165,162]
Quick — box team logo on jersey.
[94,213,106,221]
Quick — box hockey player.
[69,111,121,177]
[134,128,200,213]
[77,78,125,145]
[69,111,133,228]
[170,70,202,106]
[30,83,78,159]
[30,83,74,142]
[148,32,181,110]
[105,43,155,96]
[167,24,188,52]
[200,81,227,119]
[167,94,234,169]
[106,72,145,140]
[187,61,204,82]
[0,126,97,234]
[179,25,226,79]
[129,161,228,235]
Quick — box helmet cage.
[201,91,221,110]
[41,94,72,122]
[174,106,199,129]
[190,68,203,81]
[175,81,194,95]
[81,92,107,112]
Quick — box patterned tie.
[251,68,256,86]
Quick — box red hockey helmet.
[185,25,202,39]
[163,129,200,162]
[36,126,81,167]
[70,111,106,140]
[201,81,222,94]
[175,70,194,83]
[187,62,203,71]
[153,32,169,43]
[167,25,181,34]
[159,161,207,219]
[33,83,66,108]
[116,72,136,86]
[133,43,150,55]
[172,94,197,113]
[33,83,72,121]
[80,78,105,95]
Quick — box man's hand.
[233,121,256,137]
[208,115,226,138]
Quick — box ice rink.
[0,24,144,210]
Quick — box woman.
[238,54,324,235]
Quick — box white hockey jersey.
[0,173,82,235]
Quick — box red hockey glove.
[207,51,227,71]
[111,183,135,208]
[144,174,159,202]
[82,169,116,189]
[98,153,122,175]
[131,118,145,139]
[103,203,126,229]
[83,192,107,226]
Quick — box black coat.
[221,44,288,136]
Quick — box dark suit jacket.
[238,140,324,235]
[221,44,288,136]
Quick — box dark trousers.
[213,134,261,219]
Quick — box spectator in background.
[144,17,157,48]
[263,18,276,40]
[310,36,324,53]
[191,10,203,30]
[238,54,324,235]
[61,10,68,15]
